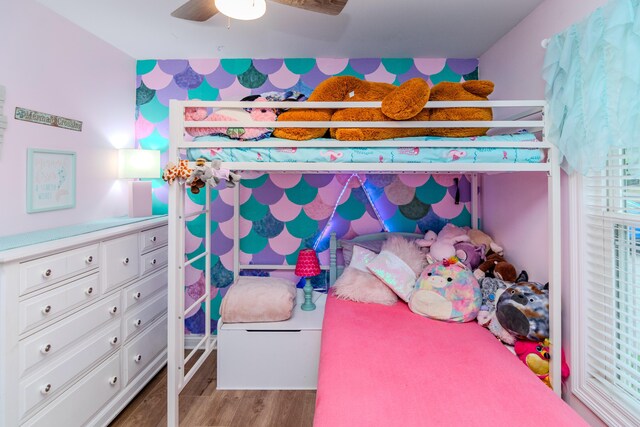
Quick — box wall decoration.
[27,149,76,213]
[136,57,479,334]
[15,107,82,132]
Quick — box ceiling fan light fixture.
[214,0,267,20]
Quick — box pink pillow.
[332,246,398,306]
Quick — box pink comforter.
[314,295,588,427]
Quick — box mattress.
[187,133,544,164]
[314,295,588,427]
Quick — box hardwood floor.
[109,351,316,427]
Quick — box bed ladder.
[167,102,218,427]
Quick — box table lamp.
[294,248,321,311]
[118,149,161,217]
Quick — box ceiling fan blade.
[171,0,218,21]
[270,0,348,16]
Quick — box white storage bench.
[217,289,326,390]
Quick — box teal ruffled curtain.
[543,0,640,174]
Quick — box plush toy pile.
[162,158,241,194]
[410,223,565,387]
[273,76,495,141]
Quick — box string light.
[355,174,390,232]
[312,173,391,250]
[313,174,356,251]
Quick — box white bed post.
[233,183,240,280]
[205,181,212,351]
[546,104,562,396]
[470,173,479,229]
[167,100,185,427]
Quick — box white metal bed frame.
[167,99,561,426]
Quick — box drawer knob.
[134,319,142,327]
[85,287,94,296]
[109,376,118,386]
[133,292,142,300]
[110,336,118,345]
[109,306,118,315]
[43,269,52,278]
[40,384,52,395]
[123,257,130,265]
[86,255,93,264]
[150,259,157,265]
[134,354,142,363]
[150,236,157,242]
[40,344,52,354]
[41,305,52,315]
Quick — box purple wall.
[479,1,609,425]
[0,1,135,236]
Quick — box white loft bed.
[166,99,562,427]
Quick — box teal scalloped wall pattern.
[135,58,479,334]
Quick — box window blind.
[580,147,640,425]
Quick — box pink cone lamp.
[295,248,321,311]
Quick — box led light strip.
[355,174,390,232]
[313,173,393,250]
[313,174,356,251]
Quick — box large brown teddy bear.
[273,76,494,141]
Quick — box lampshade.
[215,0,266,20]
[118,149,161,179]
[295,248,321,277]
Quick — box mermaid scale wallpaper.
[135,57,479,333]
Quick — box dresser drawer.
[19,322,120,419]
[102,235,139,292]
[140,225,168,254]
[123,267,168,313]
[124,315,167,385]
[20,294,120,375]
[140,246,168,277]
[23,353,121,427]
[19,244,98,295]
[19,273,100,335]
[124,291,167,342]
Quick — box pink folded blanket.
[220,276,297,323]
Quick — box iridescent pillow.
[367,250,417,302]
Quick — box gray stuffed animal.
[186,158,213,194]
[209,159,241,188]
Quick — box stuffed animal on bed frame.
[185,158,211,194]
[184,98,277,140]
[514,339,570,388]
[273,76,495,141]
[409,259,481,323]
[210,159,241,188]
[497,278,550,341]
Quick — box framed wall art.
[27,149,76,213]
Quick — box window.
[572,147,640,426]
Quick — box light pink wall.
[479,0,608,426]
[0,0,135,236]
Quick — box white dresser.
[0,217,168,427]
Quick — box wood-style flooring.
[109,351,316,427]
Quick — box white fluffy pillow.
[332,246,398,306]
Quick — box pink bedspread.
[314,295,587,427]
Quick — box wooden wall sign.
[15,107,82,132]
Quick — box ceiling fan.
[171,0,348,22]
